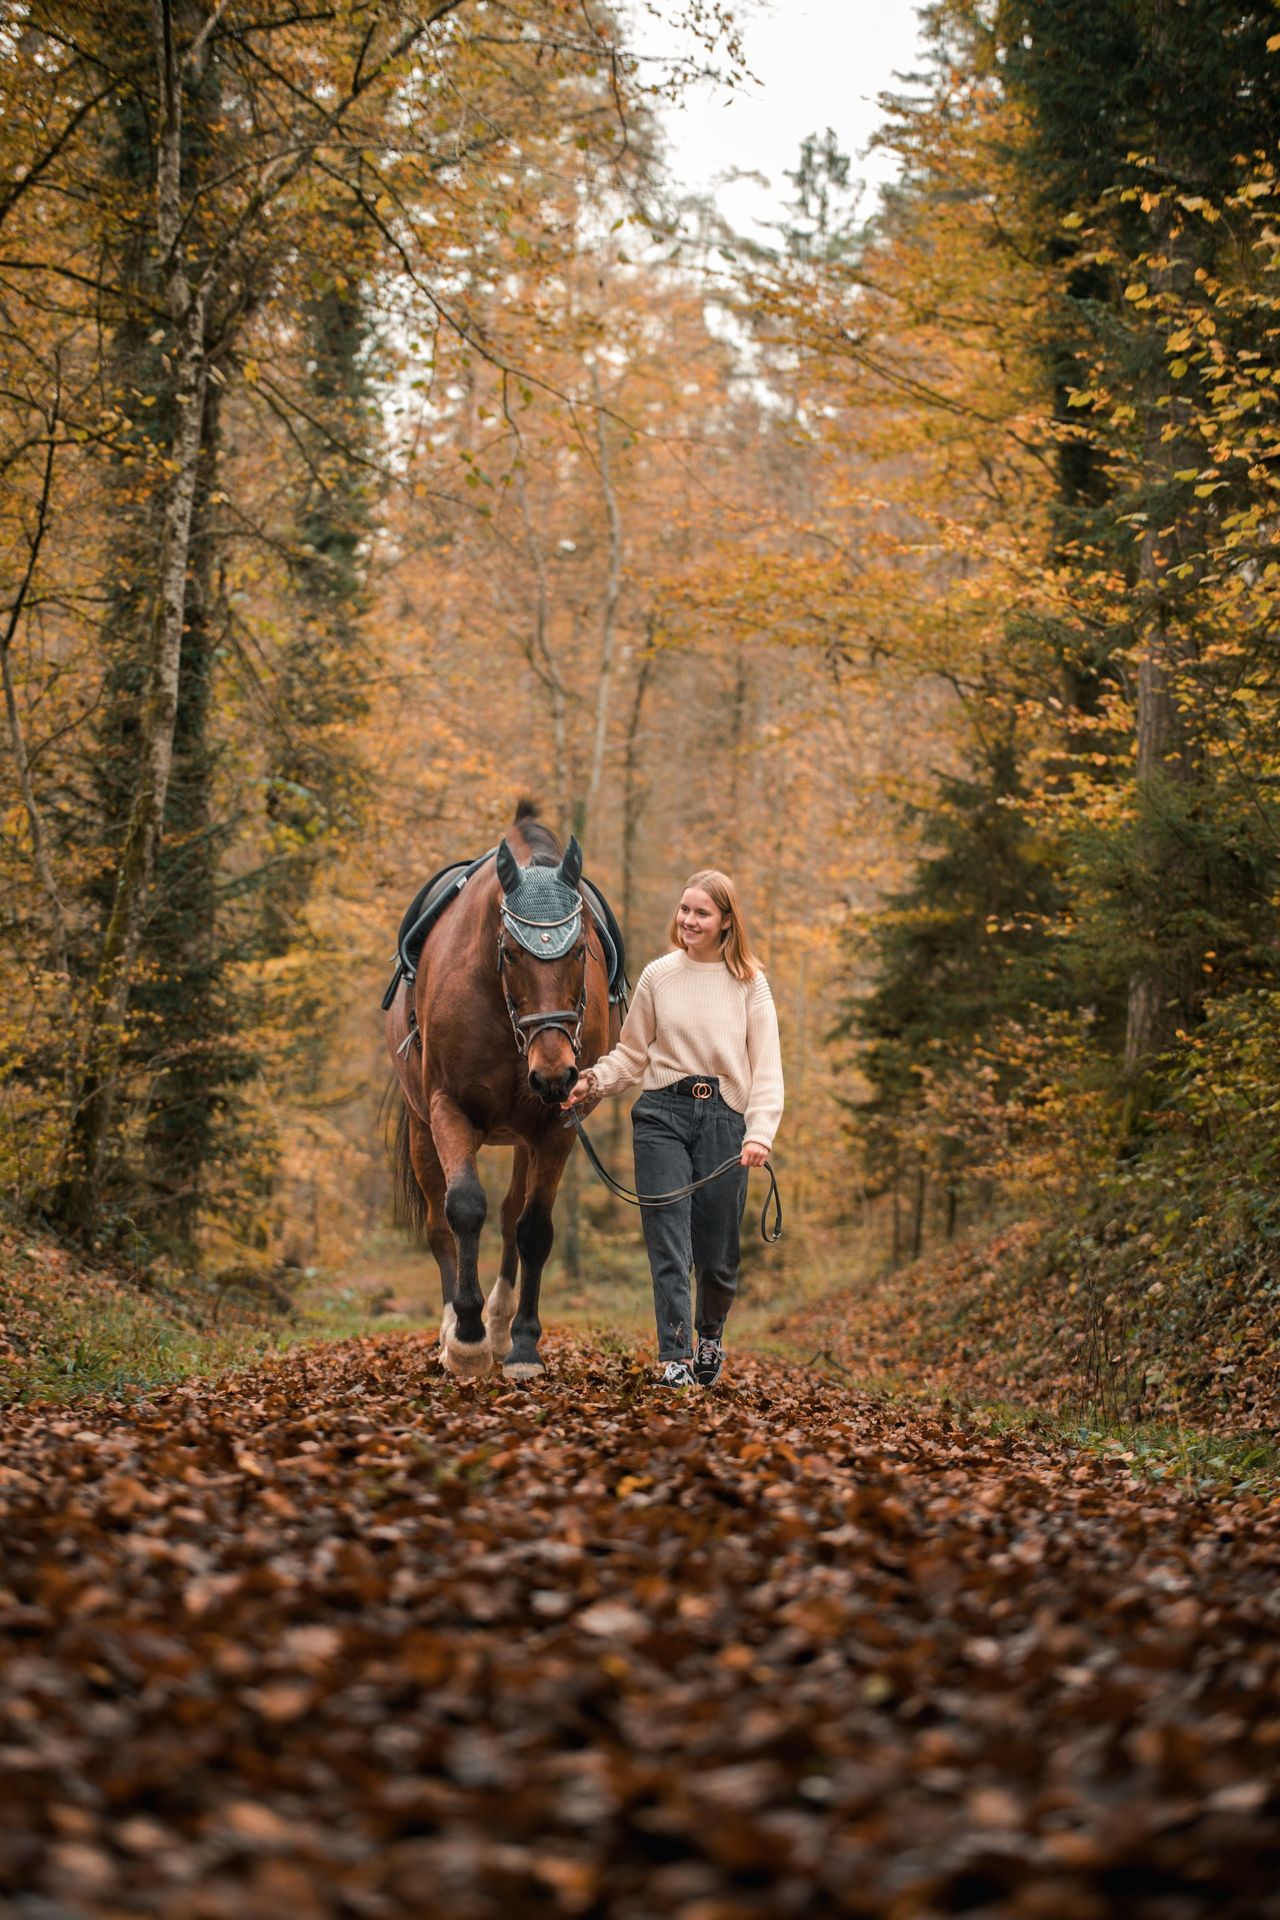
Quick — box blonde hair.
[668,869,761,983]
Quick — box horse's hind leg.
[407,1114,456,1316]
[484,1145,526,1367]
[428,1093,492,1381]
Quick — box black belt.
[666,1074,720,1100]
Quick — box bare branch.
[0,78,120,231]
[0,373,71,978]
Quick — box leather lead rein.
[563,1108,783,1245]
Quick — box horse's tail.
[386,1083,428,1245]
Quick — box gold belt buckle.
[690,1080,713,1100]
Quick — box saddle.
[381,848,630,1011]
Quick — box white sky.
[634,0,932,239]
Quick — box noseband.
[497,898,588,1060]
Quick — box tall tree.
[0,0,700,1239]
[997,0,1280,1092]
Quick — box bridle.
[497,898,589,1059]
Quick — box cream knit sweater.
[588,949,785,1149]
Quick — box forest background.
[2,0,1279,1439]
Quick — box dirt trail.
[2,1333,1278,1919]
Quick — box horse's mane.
[512,796,562,867]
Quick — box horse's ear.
[496,839,521,896]
[559,835,583,891]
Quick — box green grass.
[758,1335,1280,1500]
[0,1244,435,1405]
[1053,1415,1280,1498]
[942,1396,1280,1500]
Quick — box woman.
[563,869,784,1389]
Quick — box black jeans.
[630,1077,749,1362]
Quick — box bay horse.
[385,803,618,1380]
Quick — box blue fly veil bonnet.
[496,835,584,960]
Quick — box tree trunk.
[619,617,656,962]
[56,0,209,1226]
[0,382,70,988]
[1122,189,1205,1080]
[262,246,374,955]
[725,644,750,872]
[66,1,236,1241]
[63,296,209,1219]
[581,361,622,845]
[143,371,227,1239]
[513,447,569,816]
[891,1160,902,1266]
[910,1155,927,1260]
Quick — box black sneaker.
[694,1336,725,1387]
[658,1359,696,1389]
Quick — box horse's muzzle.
[529,1064,579,1106]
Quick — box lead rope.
[562,1108,783,1245]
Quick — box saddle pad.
[580,878,628,1003]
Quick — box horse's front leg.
[428,1093,492,1381]
[484,1143,526,1367]
[505,1132,573,1380]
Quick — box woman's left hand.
[562,1069,600,1113]
[741,1140,769,1168]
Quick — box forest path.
[2,1333,1278,1919]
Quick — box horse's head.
[496,834,588,1105]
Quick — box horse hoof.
[502,1359,545,1381]
[443,1339,493,1381]
[437,1306,493,1380]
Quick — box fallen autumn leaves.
[1,1333,1279,1918]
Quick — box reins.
[563,1107,783,1245]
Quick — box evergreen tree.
[836,735,1071,1239]
[78,6,248,1244]
[842,0,1280,1238]
[777,130,865,263]
[996,0,1280,1091]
